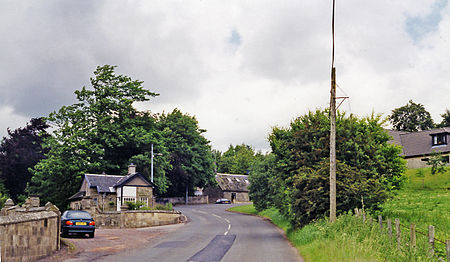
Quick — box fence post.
[362,212,366,223]
[387,219,392,239]
[378,215,383,231]
[354,208,359,217]
[395,219,401,250]
[446,240,449,262]
[410,224,416,249]
[428,225,435,257]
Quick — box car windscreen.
[66,212,92,219]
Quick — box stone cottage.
[389,127,450,168]
[205,173,250,203]
[69,164,155,211]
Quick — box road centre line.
[211,213,232,236]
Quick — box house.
[204,173,250,203]
[388,127,450,168]
[69,164,155,211]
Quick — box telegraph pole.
[329,0,337,223]
[330,67,337,223]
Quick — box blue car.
[61,210,95,238]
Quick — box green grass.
[379,167,450,258]
[229,167,449,261]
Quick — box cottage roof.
[216,173,249,192]
[388,128,450,157]
[68,191,86,200]
[85,174,124,193]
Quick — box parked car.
[61,210,95,238]
[215,198,231,204]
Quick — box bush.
[289,160,388,227]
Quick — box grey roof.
[216,173,249,192]
[68,191,86,200]
[388,128,450,157]
[85,174,124,193]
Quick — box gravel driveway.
[37,224,185,262]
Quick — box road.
[98,204,302,262]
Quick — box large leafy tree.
[389,100,434,131]
[251,109,406,226]
[437,109,450,127]
[0,118,49,201]
[216,144,263,174]
[27,65,169,208]
[159,109,215,197]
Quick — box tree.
[248,153,275,211]
[437,109,450,127]
[389,100,434,132]
[158,109,215,197]
[426,151,447,175]
[216,144,263,174]
[0,118,49,201]
[27,65,168,208]
[255,109,406,226]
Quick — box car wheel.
[88,232,95,238]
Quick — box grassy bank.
[230,167,449,261]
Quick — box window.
[432,133,447,146]
[139,197,148,206]
[123,197,136,203]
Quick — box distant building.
[68,164,155,211]
[204,173,250,203]
[388,127,450,168]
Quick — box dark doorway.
[231,193,236,203]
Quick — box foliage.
[216,144,264,174]
[124,201,147,210]
[380,167,449,245]
[0,180,9,208]
[248,154,276,211]
[289,160,388,227]
[158,109,215,197]
[27,65,167,208]
[0,118,49,201]
[230,204,442,261]
[389,100,434,132]
[258,109,406,226]
[437,109,450,127]
[426,151,448,175]
[153,203,173,211]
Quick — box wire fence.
[354,208,450,261]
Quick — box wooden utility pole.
[329,0,337,223]
[330,67,336,223]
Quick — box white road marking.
[209,213,232,236]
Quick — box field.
[229,167,449,261]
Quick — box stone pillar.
[30,196,40,207]
[1,199,14,215]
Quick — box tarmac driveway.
[38,223,185,262]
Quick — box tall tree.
[389,100,434,132]
[216,144,262,174]
[0,118,49,201]
[254,109,406,226]
[437,109,450,127]
[27,65,168,208]
[159,109,215,197]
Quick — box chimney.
[128,163,136,174]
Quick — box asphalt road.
[98,204,302,262]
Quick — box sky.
[1,0,449,152]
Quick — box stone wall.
[92,209,183,229]
[156,196,209,205]
[223,192,249,203]
[405,153,450,169]
[0,199,60,262]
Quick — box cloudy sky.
[1,1,449,152]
